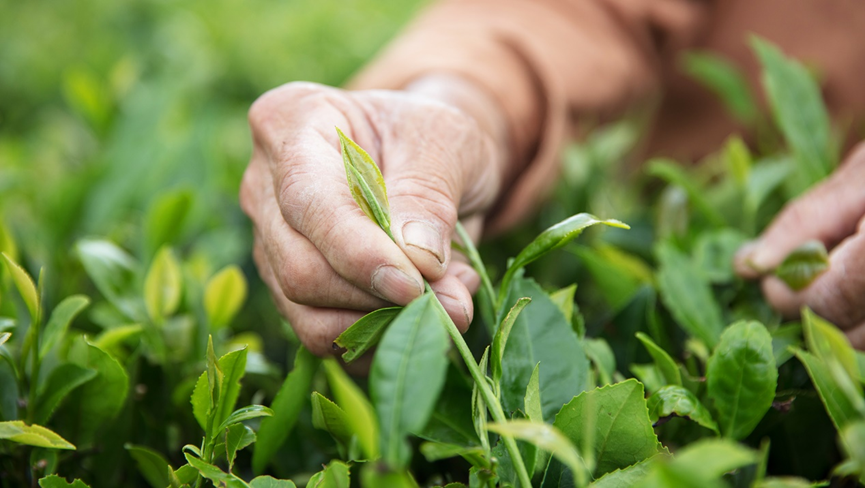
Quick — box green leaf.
[655,242,725,349]
[647,385,719,434]
[93,324,144,358]
[488,420,590,486]
[752,36,833,194]
[837,421,865,485]
[640,439,756,487]
[419,442,486,465]
[774,241,829,291]
[68,339,130,444]
[206,336,224,422]
[214,347,249,434]
[125,443,171,488]
[216,405,273,433]
[706,321,777,440]
[191,371,210,430]
[1,252,39,321]
[222,424,256,471]
[524,363,543,423]
[554,379,661,477]
[681,51,757,123]
[693,229,749,284]
[359,463,417,488]
[40,295,89,359]
[0,421,75,449]
[334,307,401,363]
[755,478,817,488]
[204,265,248,331]
[144,188,193,254]
[249,476,297,488]
[311,392,353,447]
[336,127,391,234]
[549,284,576,322]
[371,292,450,468]
[724,136,753,185]
[803,308,860,383]
[34,363,97,424]
[75,239,142,320]
[0,332,9,347]
[144,246,182,322]
[588,455,661,488]
[501,277,591,421]
[630,364,665,394]
[771,324,802,366]
[747,156,793,214]
[491,297,531,386]
[38,475,90,488]
[571,245,650,310]
[585,338,616,387]
[472,347,491,454]
[253,347,320,473]
[307,459,351,488]
[183,452,247,488]
[794,349,865,430]
[502,213,628,294]
[173,464,199,487]
[636,332,681,387]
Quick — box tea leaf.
[311,392,353,447]
[371,292,450,468]
[803,308,860,383]
[144,246,182,322]
[216,405,273,433]
[323,357,380,461]
[40,295,90,359]
[34,363,97,424]
[837,421,865,485]
[643,439,756,486]
[0,421,75,449]
[572,245,649,310]
[724,136,753,185]
[183,451,247,488]
[774,241,829,291]
[222,424,256,470]
[693,229,749,284]
[334,306,401,363]
[336,127,390,234]
[38,475,90,488]
[747,156,793,214]
[307,459,351,488]
[588,455,660,488]
[682,51,757,124]
[252,347,320,473]
[549,284,576,322]
[93,323,144,357]
[491,297,531,386]
[706,321,777,440]
[0,332,9,347]
[500,277,590,421]
[585,338,616,387]
[75,239,143,320]
[524,363,543,424]
[636,332,681,387]
[214,347,248,435]
[249,476,297,488]
[68,339,130,444]
[655,242,724,349]
[554,379,661,477]
[752,37,833,195]
[1,252,39,322]
[204,265,248,330]
[794,349,865,430]
[191,371,210,430]
[647,385,718,434]
[125,443,171,488]
[647,160,726,227]
[359,464,416,488]
[502,213,628,295]
[487,420,589,486]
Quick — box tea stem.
[454,222,496,315]
[424,281,532,488]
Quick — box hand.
[240,80,506,355]
[734,142,865,348]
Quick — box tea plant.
[2,34,865,488]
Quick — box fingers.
[734,142,865,277]
[250,86,425,306]
[845,322,865,350]
[759,222,865,331]
[375,96,501,282]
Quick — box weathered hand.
[240,81,504,355]
[734,143,865,348]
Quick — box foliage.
[0,2,862,486]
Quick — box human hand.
[240,80,505,355]
[734,143,865,348]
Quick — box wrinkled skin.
[240,81,504,356]
[735,142,865,348]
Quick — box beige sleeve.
[349,0,710,233]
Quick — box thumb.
[735,142,865,278]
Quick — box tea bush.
[1,1,864,487]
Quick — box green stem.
[424,282,532,488]
[454,222,496,316]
